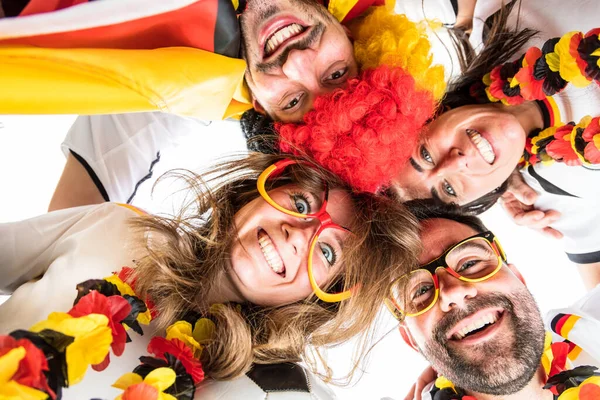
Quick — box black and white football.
[194,362,336,399]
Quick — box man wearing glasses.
[387,207,600,400]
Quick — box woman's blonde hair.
[350,6,446,100]
[130,153,420,382]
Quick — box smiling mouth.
[258,229,286,277]
[450,310,503,341]
[467,128,496,165]
[263,23,306,58]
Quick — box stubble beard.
[421,291,546,395]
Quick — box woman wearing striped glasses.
[0,153,419,399]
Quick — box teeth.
[258,230,285,274]
[265,23,304,56]
[453,312,499,340]
[466,129,496,164]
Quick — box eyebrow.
[409,157,423,173]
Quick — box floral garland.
[471,29,600,106]
[521,115,600,167]
[467,28,600,168]
[427,333,600,400]
[0,267,215,400]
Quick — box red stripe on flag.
[341,0,385,23]
[21,0,89,17]
[3,0,219,52]
[553,314,570,337]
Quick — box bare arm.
[48,153,106,212]
[577,262,600,291]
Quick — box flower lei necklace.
[427,334,600,400]
[469,28,600,168]
[0,267,216,400]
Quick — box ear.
[507,263,526,285]
[399,323,420,352]
[252,100,266,115]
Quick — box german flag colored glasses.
[385,231,507,319]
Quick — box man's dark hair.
[405,199,489,234]
[240,109,278,154]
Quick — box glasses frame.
[257,159,354,303]
[385,231,507,319]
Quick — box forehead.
[418,219,479,265]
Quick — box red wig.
[276,65,436,193]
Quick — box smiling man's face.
[403,219,545,395]
[239,0,358,122]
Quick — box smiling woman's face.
[228,184,355,306]
[240,0,358,122]
[393,103,539,205]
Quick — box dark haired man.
[4,0,381,210]
[388,208,600,399]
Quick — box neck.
[465,365,552,400]
[505,101,545,137]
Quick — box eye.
[456,259,480,273]
[319,242,337,266]
[442,180,456,197]
[326,67,348,82]
[411,283,434,300]
[283,95,302,111]
[291,194,311,214]
[420,146,434,164]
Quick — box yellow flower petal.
[66,324,113,385]
[158,393,178,400]
[559,385,581,400]
[0,347,26,384]
[144,368,176,392]
[166,321,202,357]
[554,31,591,87]
[435,376,455,390]
[581,375,600,387]
[1,381,49,400]
[193,318,216,344]
[112,373,143,390]
[104,275,136,297]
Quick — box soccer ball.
[194,362,336,399]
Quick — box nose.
[436,148,468,174]
[436,269,477,312]
[281,48,320,93]
[281,219,318,256]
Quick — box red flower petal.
[0,335,55,399]
[122,383,159,400]
[582,117,600,141]
[580,382,600,399]
[148,338,205,384]
[92,353,111,372]
[584,142,600,163]
[69,291,131,357]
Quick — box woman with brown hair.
[0,152,419,399]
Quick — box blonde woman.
[0,153,419,399]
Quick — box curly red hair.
[276,65,436,193]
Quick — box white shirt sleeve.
[62,112,210,203]
[0,203,138,333]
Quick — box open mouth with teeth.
[450,310,504,341]
[258,229,286,277]
[263,23,307,58]
[467,128,496,165]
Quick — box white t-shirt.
[0,203,154,400]
[62,112,249,214]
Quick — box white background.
[0,114,586,399]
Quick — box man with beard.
[0,0,372,120]
[386,207,600,400]
[1,0,379,209]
